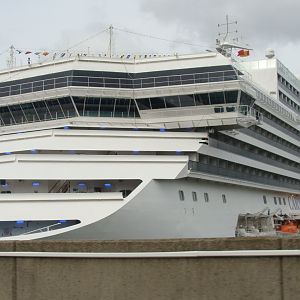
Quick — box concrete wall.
[0,237,300,300]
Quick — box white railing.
[21,222,62,235]
[0,70,238,98]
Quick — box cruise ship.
[0,42,299,240]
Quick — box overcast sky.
[1,0,300,75]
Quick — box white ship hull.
[0,51,298,240]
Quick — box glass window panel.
[104,78,119,88]
[114,99,130,117]
[194,93,209,105]
[73,97,85,116]
[0,86,10,97]
[194,73,208,84]
[44,79,54,90]
[214,107,224,113]
[120,78,132,89]
[32,81,44,92]
[72,76,88,87]
[224,70,237,81]
[133,79,141,89]
[150,97,166,109]
[240,92,255,106]
[209,92,225,105]
[88,77,104,88]
[21,82,32,94]
[46,99,64,118]
[100,98,115,117]
[20,102,39,122]
[59,97,77,117]
[209,71,224,82]
[137,98,151,110]
[168,75,181,86]
[179,94,195,107]
[129,100,140,118]
[165,96,180,108]
[33,101,52,120]
[10,84,21,95]
[181,74,194,85]
[225,91,238,103]
[154,77,168,87]
[9,104,26,124]
[0,106,14,125]
[84,97,100,117]
[141,78,154,88]
[54,77,68,88]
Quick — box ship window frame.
[274,197,277,205]
[222,194,227,204]
[179,190,185,201]
[192,191,198,202]
[204,192,209,203]
[263,195,267,205]
[283,197,286,206]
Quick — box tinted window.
[195,93,210,105]
[137,99,151,110]
[150,97,166,109]
[210,92,225,105]
[179,94,195,107]
[165,96,180,108]
[225,91,238,103]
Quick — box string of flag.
[13,48,181,60]
[15,49,62,57]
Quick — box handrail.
[0,69,238,98]
[21,222,62,235]
[189,161,300,191]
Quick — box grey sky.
[1,0,300,74]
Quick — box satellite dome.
[265,48,275,59]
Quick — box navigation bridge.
[0,53,264,133]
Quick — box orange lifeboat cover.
[280,223,298,234]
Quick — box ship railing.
[209,138,300,174]
[0,110,77,127]
[0,69,240,98]
[140,104,259,119]
[277,60,300,92]
[20,222,62,236]
[239,77,298,125]
[188,161,300,191]
[0,104,258,128]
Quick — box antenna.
[108,25,113,58]
[7,45,16,69]
[218,15,238,42]
[216,15,251,58]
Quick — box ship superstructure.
[0,49,299,240]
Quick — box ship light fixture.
[104,183,112,188]
[16,220,25,225]
[32,182,40,187]
[78,183,86,189]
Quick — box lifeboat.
[277,221,298,234]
